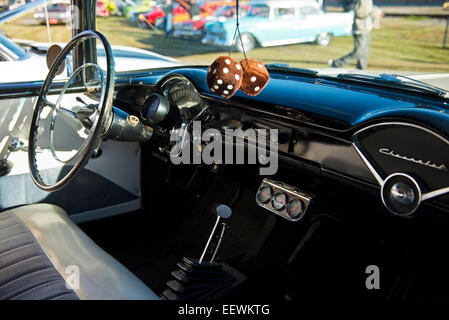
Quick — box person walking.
[330,0,374,70]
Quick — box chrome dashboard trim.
[353,121,449,146]
[352,121,449,212]
[352,142,384,185]
[422,187,449,201]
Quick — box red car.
[138,1,234,29]
[172,4,247,39]
[97,1,110,17]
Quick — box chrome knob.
[381,173,422,217]
[390,182,416,207]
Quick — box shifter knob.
[217,204,232,219]
[199,204,232,264]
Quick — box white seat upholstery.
[0,204,158,300]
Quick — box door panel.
[0,91,142,223]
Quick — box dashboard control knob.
[390,182,416,206]
[381,173,422,217]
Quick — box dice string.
[228,0,247,60]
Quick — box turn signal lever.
[77,106,153,142]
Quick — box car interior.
[0,0,449,302]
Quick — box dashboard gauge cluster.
[256,179,313,222]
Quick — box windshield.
[0,0,448,92]
[247,4,269,17]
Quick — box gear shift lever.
[199,204,232,264]
[162,204,247,300]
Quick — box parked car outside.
[33,1,69,25]
[172,3,246,40]
[202,0,354,51]
[97,0,111,17]
[138,0,233,30]
[138,4,185,29]
[7,0,27,11]
[0,33,180,83]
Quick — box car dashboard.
[113,67,449,221]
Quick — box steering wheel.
[28,30,115,192]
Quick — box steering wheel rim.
[28,30,115,192]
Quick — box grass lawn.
[2,15,449,72]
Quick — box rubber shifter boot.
[162,258,244,300]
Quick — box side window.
[276,7,296,19]
[248,4,270,18]
[300,6,321,17]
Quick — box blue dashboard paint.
[128,67,449,134]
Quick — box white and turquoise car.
[202,0,354,51]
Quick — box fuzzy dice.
[239,58,270,96]
[207,56,243,98]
